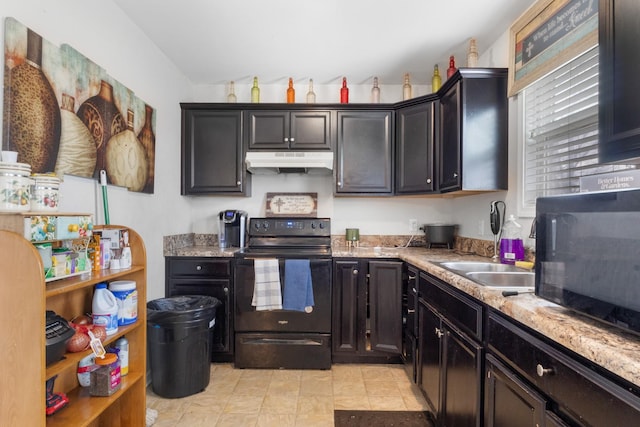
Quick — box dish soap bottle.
[500,215,525,265]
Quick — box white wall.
[1,1,525,300]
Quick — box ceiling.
[113,0,534,86]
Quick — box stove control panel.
[249,218,331,237]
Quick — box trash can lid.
[147,295,220,324]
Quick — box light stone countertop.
[166,244,640,389]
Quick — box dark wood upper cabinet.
[598,0,640,163]
[438,69,508,193]
[181,106,249,195]
[335,110,394,195]
[246,110,332,150]
[396,99,437,194]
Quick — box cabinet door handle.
[290,138,295,142]
[223,287,229,294]
[407,309,415,314]
[453,172,458,178]
[353,269,359,275]
[236,180,241,186]
[284,137,289,142]
[536,364,554,377]
[338,181,343,188]
[435,327,443,338]
[408,274,416,281]
[426,178,432,184]
[196,265,202,271]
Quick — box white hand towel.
[252,259,282,311]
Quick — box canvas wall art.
[2,17,156,193]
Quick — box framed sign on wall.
[508,0,598,97]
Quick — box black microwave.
[535,189,640,336]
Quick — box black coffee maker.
[218,210,248,248]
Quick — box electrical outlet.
[409,219,418,233]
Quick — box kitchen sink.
[438,261,521,273]
[465,271,534,289]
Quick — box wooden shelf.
[0,221,147,426]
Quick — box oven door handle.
[241,338,324,346]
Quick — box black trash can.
[147,295,220,398]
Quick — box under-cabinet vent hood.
[245,151,334,175]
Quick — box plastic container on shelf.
[499,214,525,265]
[114,337,129,376]
[89,352,121,396]
[109,280,138,326]
[92,283,119,336]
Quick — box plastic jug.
[499,215,525,265]
[92,283,119,335]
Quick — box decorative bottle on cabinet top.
[431,65,442,92]
[402,73,412,100]
[371,77,381,103]
[467,38,478,67]
[447,56,457,79]
[227,81,237,103]
[251,77,260,103]
[287,78,295,103]
[306,79,316,103]
[340,77,349,103]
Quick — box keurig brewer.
[218,210,248,248]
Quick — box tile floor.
[146,363,429,427]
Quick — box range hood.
[245,151,334,174]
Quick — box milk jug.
[92,283,119,335]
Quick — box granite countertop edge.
[166,245,640,388]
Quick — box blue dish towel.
[283,259,314,312]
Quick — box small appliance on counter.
[421,224,457,249]
[218,210,248,248]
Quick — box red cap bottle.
[340,77,349,104]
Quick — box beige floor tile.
[223,395,265,414]
[184,394,229,414]
[403,393,431,411]
[364,379,401,396]
[331,364,364,380]
[368,395,408,410]
[272,369,304,381]
[268,378,301,395]
[333,394,371,410]
[361,365,397,381]
[261,394,299,414]
[234,377,272,396]
[216,413,259,427]
[332,379,366,396]
[297,395,334,415]
[295,412,335,427]
[151,411,183,427]
[174,411,220,426]
[300,376,333,396]
[256,413,298,427]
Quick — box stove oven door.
[234,257,332,333]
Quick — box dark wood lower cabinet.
[418,271,483,427]
[332,259,403,363]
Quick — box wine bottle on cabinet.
[447,56,457,79]
[371,77,381,103]
[251,77,260,103]
[432,65,442,92]
[306,79,316,103]
[287,78,295,103]
[402,73,412,100]
[467,38,478,67]
[227,81,237,103]
[340,77,349,103]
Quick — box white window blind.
[522,46,634,208]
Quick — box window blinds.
[522,46,634,208]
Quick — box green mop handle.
[100,170,110,225]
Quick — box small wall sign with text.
[266,193,318,217]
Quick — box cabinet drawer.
[487,311,640,426]
[419,271,482,340]
[167,257,231,277]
